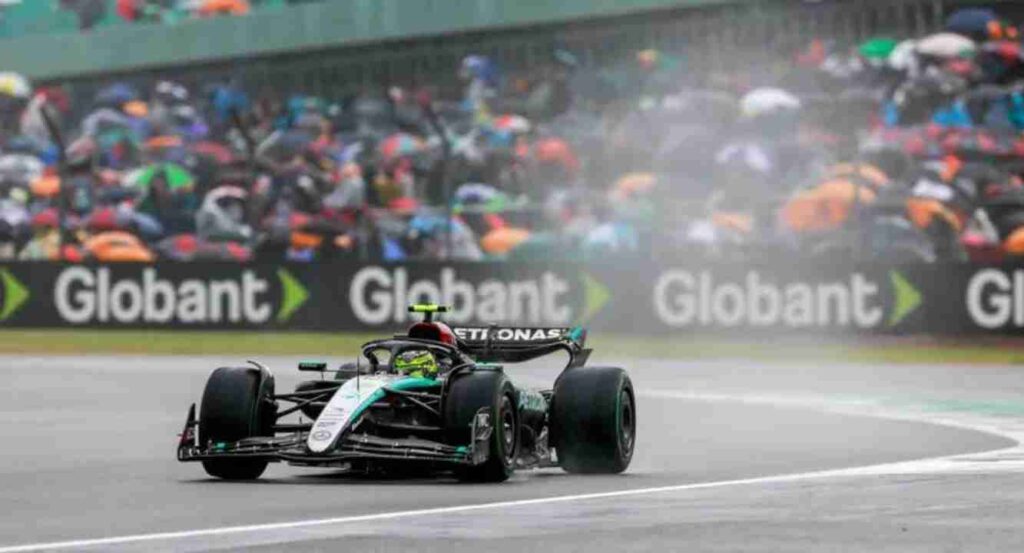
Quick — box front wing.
[177,404,494,468]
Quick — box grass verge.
[0,329,1021,364]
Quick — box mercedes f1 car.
[177,305,636,482]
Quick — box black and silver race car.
[177,304,636,482]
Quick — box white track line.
[0,463,967,553]
[2,390,1019,552]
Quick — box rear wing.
[452,326,590,367]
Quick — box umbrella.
[888,40,918,71]
[739,87,801,118]
[94,83,139,108]
[0,72,31,99]
[378,133,424,160]
[480,227,531,255]
[916,33,977,59]
[781,180,877,233]
[83,232,155,263]
[190,141,236,164]
[129,163,195,193]
[0,154,44,187]
[982,40,1024,65]
[610,173,657,201]
[454,183,510,212]
[82,108,133,138]
[196,0,250,17]
[858,38,898,61]
[533,137,580,174]
[945,8,998,39]
[256,129,315,162]
[493,114,531,134]
[156,234,250,262]
[30,208,59,229]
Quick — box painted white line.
[2,389,1019,552]
[0,461,956,553]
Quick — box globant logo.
[966,269,1024,329]
[54,267,308,324]
[653,270,918,329]
[0,269,29,322]
[349,267,571,325]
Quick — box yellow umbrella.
[0,72,31,99]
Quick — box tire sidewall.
[444,370,518,481]
[552,366,635,473]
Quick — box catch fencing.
[1,260,1023,336]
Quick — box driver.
[393,349,440,378]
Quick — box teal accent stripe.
[346,377,441,423]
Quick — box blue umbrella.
[945,8,998,39]
[94,83,139,109]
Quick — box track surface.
[1,354,1023,551]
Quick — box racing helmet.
[393,349,439,378]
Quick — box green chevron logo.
[578,272,610,324]
[276,269,309,322]
[888,270,921,327]
[0,269,28,322]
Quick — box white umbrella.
[916,33,977,59]
[888,40,919,71]
[739,87,801,118]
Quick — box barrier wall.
[4,0,743,81]
[13,0,944,95]
[2,261,1023,336]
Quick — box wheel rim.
[499,396,516,463]
[618,389,635,453]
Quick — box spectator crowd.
[1,7,1024,263]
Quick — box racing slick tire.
[199,367,276,480]
[551,367,635,474]
[444,370,518,483]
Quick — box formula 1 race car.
[177,305,636,482]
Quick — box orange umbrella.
[197,0,250,16]
[145,135,183,151]
[123,100,149,118]
[31,175,61,198]
[83,232,155,262]
[906,198,963,232]
[290,232,323,250]
[610,173,656,201]
[781,180,876,233]
[1005,227,1024,255]
[481,227,531,255]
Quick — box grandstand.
[0,0,1020,265]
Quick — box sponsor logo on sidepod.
[653,270,921,329]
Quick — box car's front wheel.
[199,366,276,480]
[444,370,518,483]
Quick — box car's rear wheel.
[199,366,276,480]
[444,370,517,483]
[551,366,635,474]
